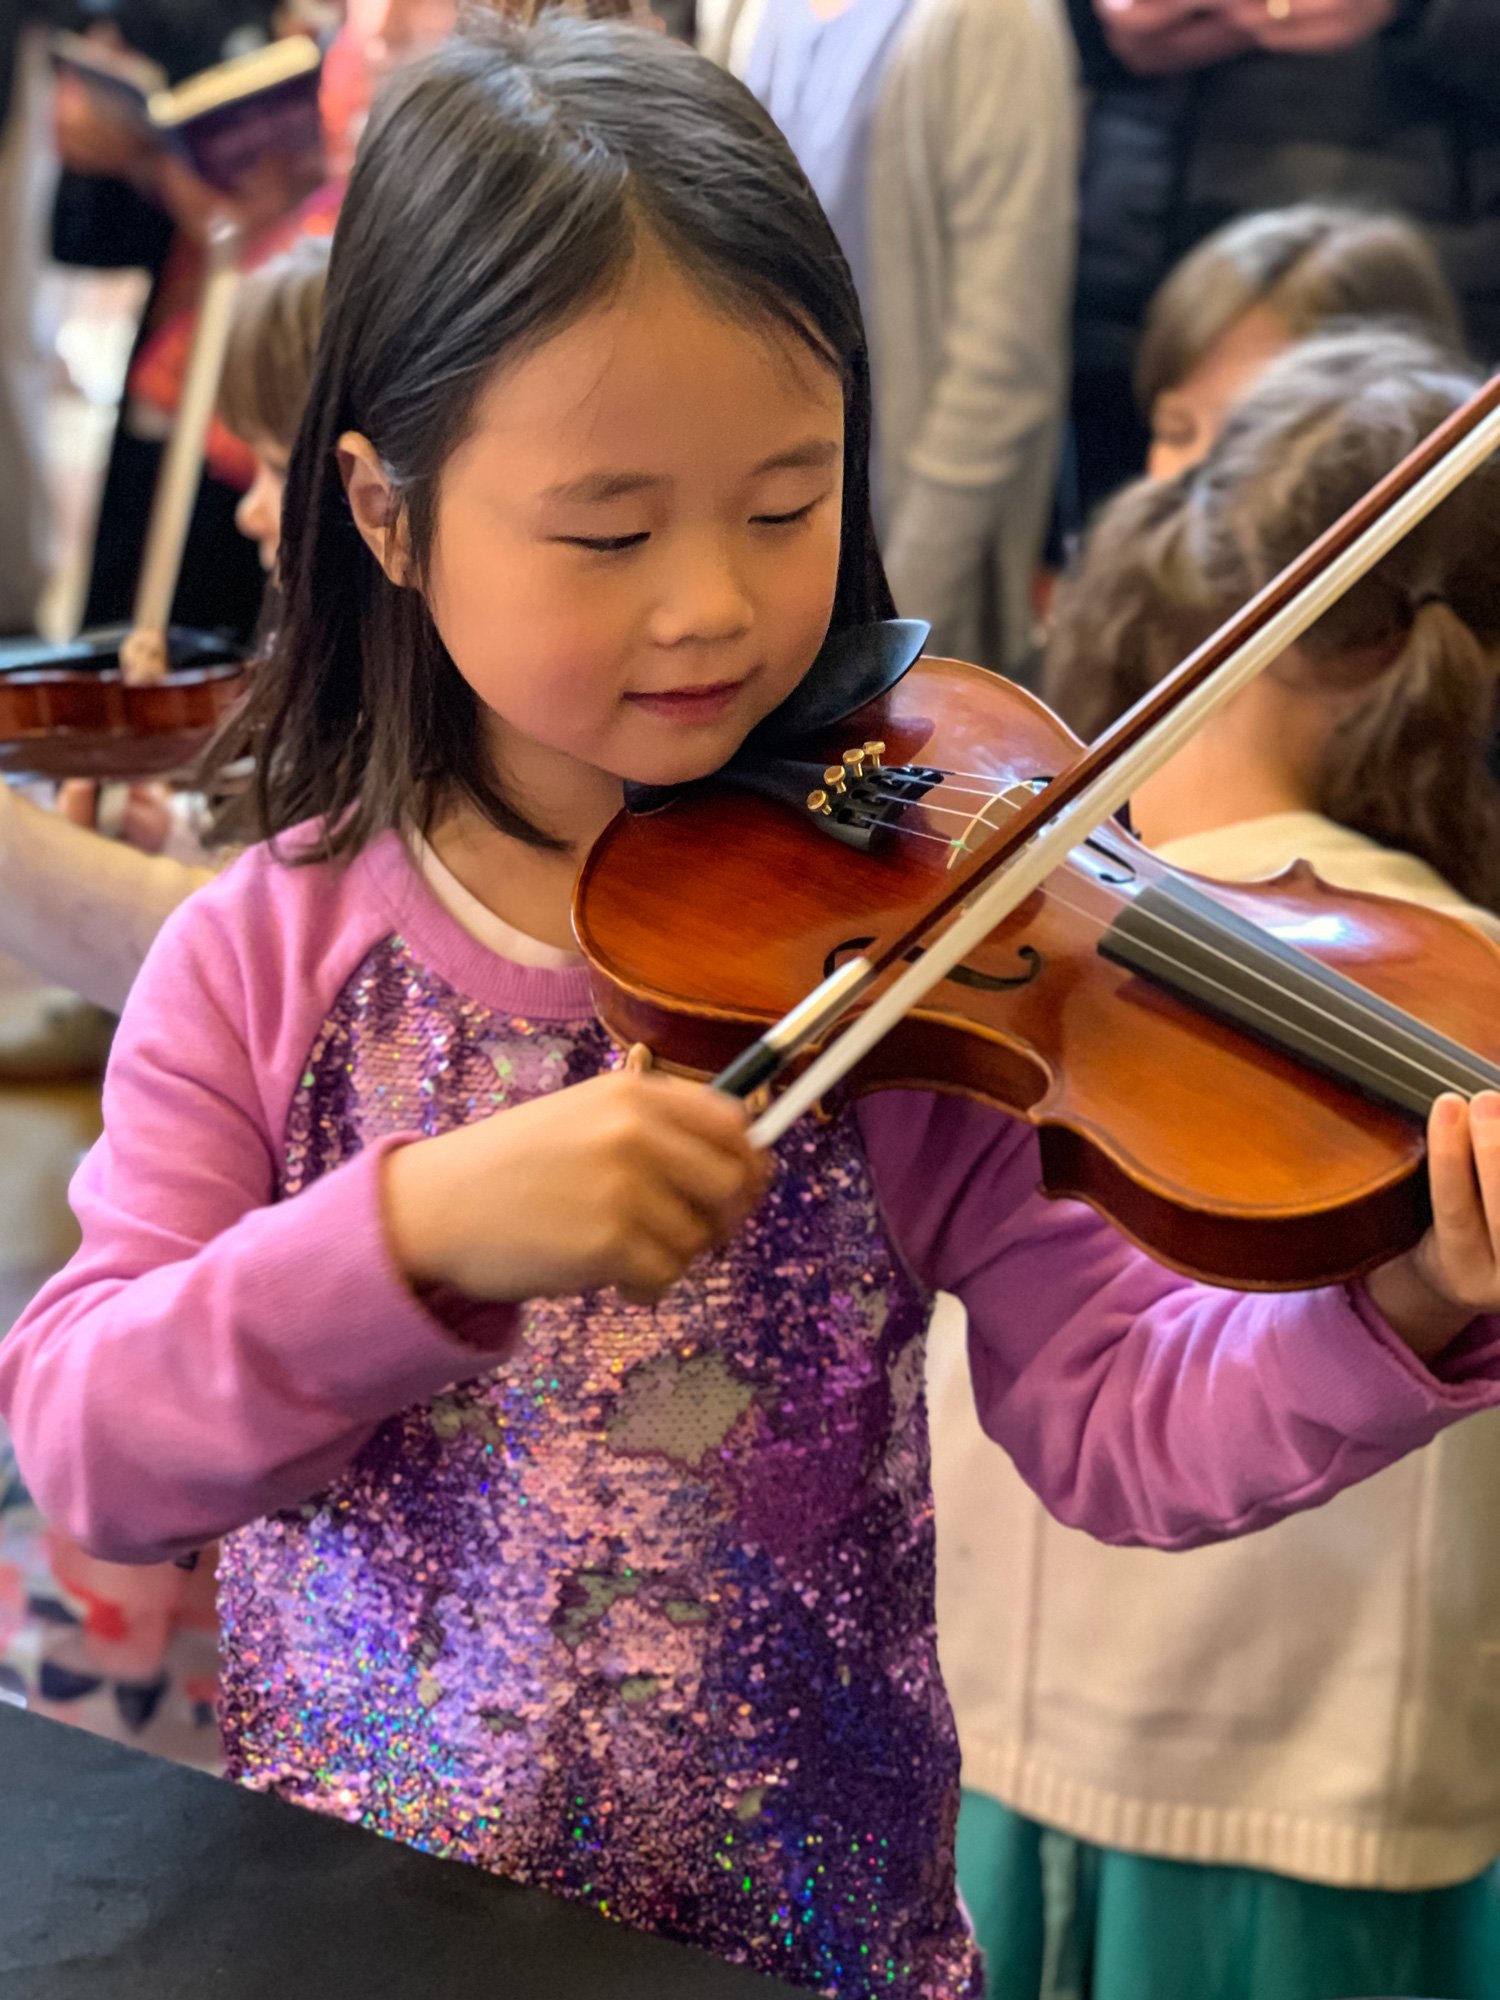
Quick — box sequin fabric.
[218,935,981,1998]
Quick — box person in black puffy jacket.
[1063,0,1500,529]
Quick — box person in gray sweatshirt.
[725,0,1076,677]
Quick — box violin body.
[0,626,247,779]
[576,657,1500,1289]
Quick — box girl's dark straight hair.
[216,12,891,857]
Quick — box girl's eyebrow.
[754,437,840,474]
[543,469,664,504]
[541,437,841,507]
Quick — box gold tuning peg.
[842,747,867,779]
[806,788,832,816]
[823,764,848,796]
[863,739,885,770]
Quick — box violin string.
[872,778,1023,804]
[881,815,1183,933]
[866,771,1139,865]
[1096,917,1488,1107]
[1121,897,1500,1098]
[871,806,1145,915]
[869,785,1144,892]
[866,791,1012,826]
[859,767,1489,1097]
[879,821,975,848]
[917,763,1052,788]
[862,798,1486,1105]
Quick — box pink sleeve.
[858,1091,1500,1550]
[0,869,517,1567]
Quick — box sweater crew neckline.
[364,830,597,1022]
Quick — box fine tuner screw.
[823,764,848,796]
[806,788,832,816]
[842,747,867,779]
[863,739,885,770]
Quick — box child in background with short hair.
[217,235,333,577]
[934,328,1500,2000]
[1134,201,1463,483]
[10,27,1500,1999]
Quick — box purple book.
[51,32,325,198]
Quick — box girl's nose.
[649,538,754,649]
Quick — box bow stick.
[120,216,244,685]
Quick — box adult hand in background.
[1222,0,1395,55]
[1093,0,1256,74]
[154,151,313,246]
[56,781,174,855]
[53,71,157,181]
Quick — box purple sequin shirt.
[8,829,1500,1997]
[234,933,977,1995]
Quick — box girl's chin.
[617,741,747,791]
[612,720,757,790]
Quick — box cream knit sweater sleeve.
[0,782,214,1012]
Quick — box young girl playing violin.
[935,328,1500,2000]
[8,23,1500,1997]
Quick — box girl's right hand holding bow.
[382,1068,771,1308]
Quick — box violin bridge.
[947,780,1049,869]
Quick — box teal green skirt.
[956,1790,1500,2000]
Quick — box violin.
[0,220,249,781]
[575,377,1500,1292]
[0,626,245,780]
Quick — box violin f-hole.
[823,936,1045,994]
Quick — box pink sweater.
[4,827,1499,1995]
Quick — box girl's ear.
[337,431,413,585]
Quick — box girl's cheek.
[791,519,842,629]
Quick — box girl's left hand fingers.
[1470,1092,1500,1270]
[1424,1092,1496,1303]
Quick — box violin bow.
[719,372,1500,1149]
[119,215,244,687]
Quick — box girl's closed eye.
[557,530,652,554]
[753,495,828,529]
[554,489,831,552]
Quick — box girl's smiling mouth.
[622,678,748,723]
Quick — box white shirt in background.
[929,811,1500,1890]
